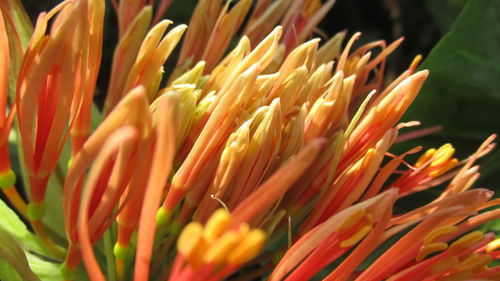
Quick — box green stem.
[103,229,117,281]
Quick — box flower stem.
[1,186,28,219]
[103,229,117,281]
[115,258,125,281]
[31,219,66,260]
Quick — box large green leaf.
[0,226,40,281]
[0,258,24,281]
[424,0,467,34]
[25,253,61,281]
[0,199,57,259]
[403,0,500,188]
[26,252,90,281]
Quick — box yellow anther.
[429,158,458,178]
[486,238,500,252]
[177,222,203,258]
[430,256,459,274]
[415,148,436,168]
[203,209,232,243]
[178,222,209,268]
[424,226,458,245]
[416,242,448,262]
[455,253,491,272]
[448,231,484,254]
[238,223,250,236]
[226,229,267,265]
[431,144,455,167]
[203,231,241,265]
[340,224,373,248]
[410,54,423,71]
[338,209,366,231]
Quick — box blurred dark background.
[20,0,445,93]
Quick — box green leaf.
[0,258,23,281]
[403,0,500,188]
[0,199,56,259]
[25,253,61,281]
[0,226,40,281]
[26,252,91,281]
[424,0,467,34]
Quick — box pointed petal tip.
[273,25,283,33]
[478,188,494,199]
[177,24,188,30]
[126,86,148,100]
[386,187,400,198]
[414,69,429,80]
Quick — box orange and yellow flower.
[0,0,498,281]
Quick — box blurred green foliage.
[404,0,500,190]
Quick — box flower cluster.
[0,0,498,281]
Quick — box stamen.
[340,224,373,248]
[210,194,229,212]
[416,242,448,261]
[431,144,455,167]
[226,229,267,265]
[203,231,241,264]
[415,148,436,168]
[429,256,459,274]
[486,238,500,252]
[338,209,365,231]
[204,208,232,243]
[177,222,203,259]
[409,54,423,72]
[424,226,458,245]
[455,253,491,272]
[448,231,484,254]
[429,158,459,178]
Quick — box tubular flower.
[0,7,20,211]
[0,1,498,281]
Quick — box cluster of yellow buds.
[415,144,460,178]
[175,209,266,278]
[389,143,460,196]
[398,228,496,280]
